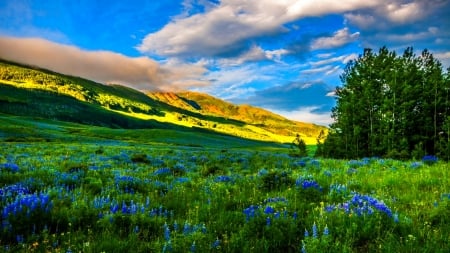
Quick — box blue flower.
[163,222,170,241]
[190,242,196,252]
[323,225,329,236]
[304,229,309,238]
[173,221,178,232]
[154,167,172,176]
[1,163,20,173]
[312,223,318,238]
[211,238,220,249]
[393,213,399,223]
[214,175,232,183]
[422,155,438,165]
[266,216,271,226]
[301,241,307,253]
[264,206,275,214]
[410,162,422,169]
[183,221,191,235]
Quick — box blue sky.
[0,0,449,125]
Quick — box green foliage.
[290,134,308,157]
[323,47,450,160]
[260,170,294,191]
[0,140,448,252]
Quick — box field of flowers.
[1,141,449,252]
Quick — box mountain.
[0,59,326,144]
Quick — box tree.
[322,46,449,160]
[314,130,327,157]
[291,134,308,157]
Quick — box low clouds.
[0,36,208,90]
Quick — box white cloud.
[373,27,440,43]
[383,2,424,24]
[138,0,383,58]
[345,1,448,30]
[301,65,337,75]
[310,28,360,50]
[271,106,333,126]
[0,36,208,90]
[311,53,358,66]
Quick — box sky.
[0,0,449,126]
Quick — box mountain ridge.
[0,58,326,144]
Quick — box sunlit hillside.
[148,91,327,143]
[0,59,327,144]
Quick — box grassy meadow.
[0,116,449,252]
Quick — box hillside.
[148,91,324,139]
[0,59,326,144]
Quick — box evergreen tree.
[291,134,308,157]
[322,46,449,160]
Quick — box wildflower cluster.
[243,197,292,223]
[114,175,148,193]
[296,175,322,191]
[0,184,31,201]
[326,193,394,218]
[214,175,233,183]
[0,163,20,173]
[302,222,331,253]
[422,155,438,165]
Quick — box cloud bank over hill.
[0,37,209,91]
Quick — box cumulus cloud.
[310,28,360,50]
[0,36,209,90]
[138,0,382,58]
[345,0,449,30]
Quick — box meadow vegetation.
[0,122,448,252]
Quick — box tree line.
[318,46,450,160]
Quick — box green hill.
[0,59,326,144]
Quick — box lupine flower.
[393,213,399,223]
[304,229,309,238]
[410,162,422,169]
[16,234,24,244]
[264,206,275,214]
[201,223,207,234]
[154,167,172,176]
[211,238,220,249]
[264,197,288,203]
[162,241,172,253]
[312,223,318,238]
[190,241,196,252]
[214,175,232,183]
[173,221,178,232]
[323,225,329,236]
[266,216,271,226]
[243,205,259,221]
[422,155,438,165]
[183,221,191,235]
[301,241,307,253]
[1,163,20,173]
[164,222,170,241]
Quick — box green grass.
[0,117,448,252]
